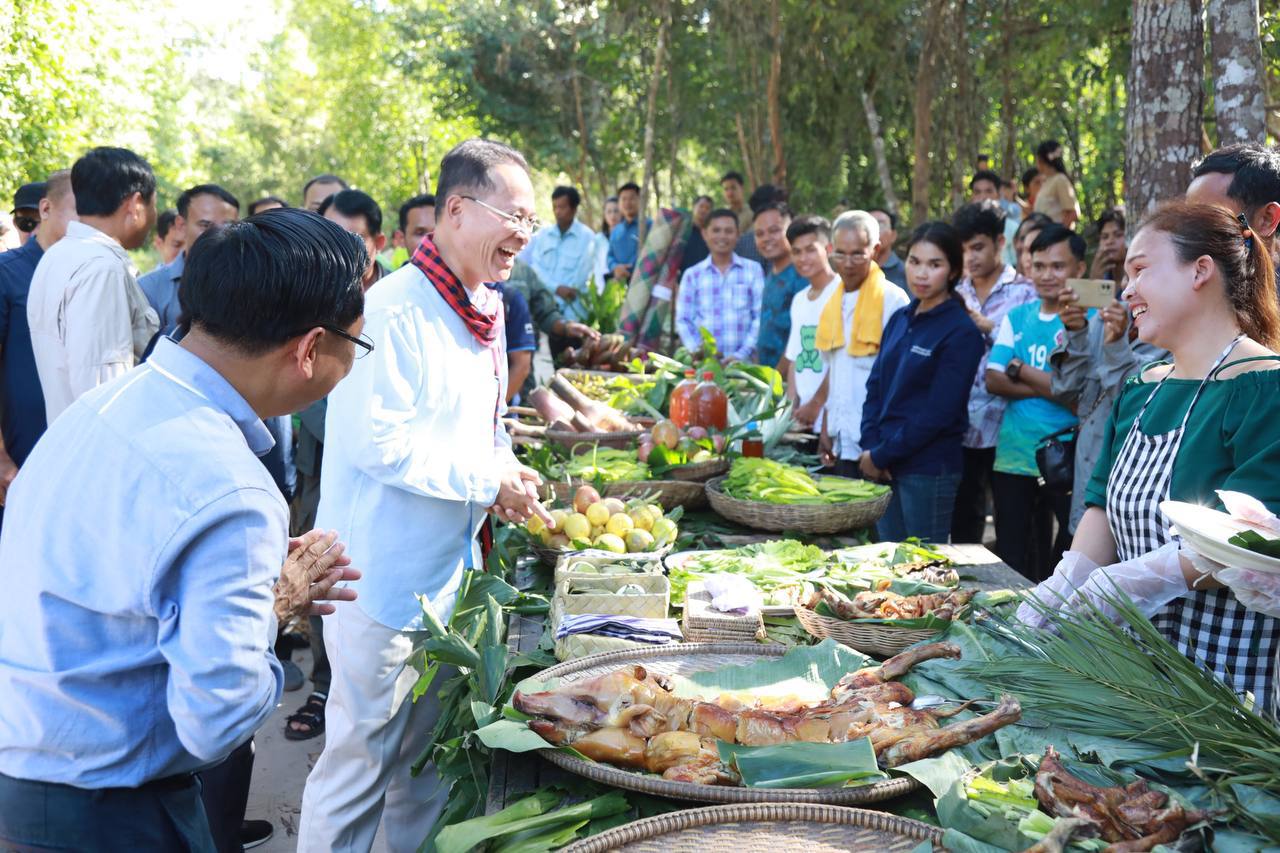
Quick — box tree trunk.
[734,113,759,189]
[766,0,786,187]
[570,33,596,226]
[1207,0,1266,145]
[911,0,948,225]
[999,0,1018,181]
[949,0,970,211]
[638,1,670,252]
[1125,0,1205,218]
[861,86,901,215]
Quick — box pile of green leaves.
[433,789,631,853]
[577,276,627,334]
[668,539,829,605]
[561,447,649,483]
[723,457,888,505]
[963,591,1280,841]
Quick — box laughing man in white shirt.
[298,138,551,853]
[27,146,159,423]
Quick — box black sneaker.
[241,819,274,850]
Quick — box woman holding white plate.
[1020,201,1280,710]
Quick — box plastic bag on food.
[1217,490,1280,534]
[1211,567,1280,619]
[704,573,762,615]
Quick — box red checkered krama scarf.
[408,235,504,562]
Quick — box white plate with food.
[1161,500,1280,574]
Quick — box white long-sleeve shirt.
[27,220,159,423]
[317,263,517,631]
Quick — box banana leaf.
[433,790,561,853]
[718,737,887,788]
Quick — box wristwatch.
[1005,359,1023,381]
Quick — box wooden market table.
[483,543,1030,815]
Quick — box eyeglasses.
[831,252,871,263]
[13,216,38,234]
[296,324,375,358]
[460,196,540,234]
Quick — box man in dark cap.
[10,182,45,248]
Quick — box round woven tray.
[704,476,892,535]
[546,479,707,511]
[793,606,944,657]
[530,643,921,805]
[562,803,942,852]
[664,456,731,483]
[547,428,647,452]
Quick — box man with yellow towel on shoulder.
[815,210,910,476]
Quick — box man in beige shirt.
[27,147,159,423]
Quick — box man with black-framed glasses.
[0,208,366,852]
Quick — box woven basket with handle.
[562,802,942,852]
[793,606,945,657]
[704,476,891,535]
[663,456,731,483]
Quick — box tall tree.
[911,0,950,225]
[1125,0,1204,217]
[1208,0,1267,144]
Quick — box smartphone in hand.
[1066,278,1117,310]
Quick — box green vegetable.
[563,447,649,482]
[669,539,827,604]
[578,276,627,334]
[723,457,888,505]
[432,789,560,853]
[1229,528,1280,558]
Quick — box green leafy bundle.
[723,457,888,505]
[963,592,1280,840]
[578,276,627,334]
[668,539,829,604]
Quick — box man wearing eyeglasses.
[298,138,551,853]
[9,183,44,248]
[0,209,364,851]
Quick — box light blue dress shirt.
[0,337,285,787]
[317,263,518,632]
[137,251,185,332]
[520,220,596,320]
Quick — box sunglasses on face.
[13,216,38,234]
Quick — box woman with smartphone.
[1034,201,1280,709]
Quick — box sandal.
[284,692,326,741]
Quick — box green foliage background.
[2,0,1277,235]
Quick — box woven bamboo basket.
[793,606,947,657]
[663,456,731,483]
[553,552,665,585]
[549,592,679,662]
[704,476,892,535]
[562,803,942,852]
[557,367,651,383]
[529,643,921,805]
[556,573,670,619]
[682,582,765,643]
[531,540,673,569]
[546,479,707,511]
[546,428,647,452]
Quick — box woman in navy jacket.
[859,222,984,542]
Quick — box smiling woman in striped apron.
[1067,201,1280,711]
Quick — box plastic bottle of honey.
[669,369,698,428]
[692,371,728,430]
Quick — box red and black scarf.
[409,236,501,346]
[410,235,504,562]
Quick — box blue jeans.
[876,472,962,544]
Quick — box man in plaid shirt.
[675,208,765,360]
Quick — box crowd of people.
[1,134,1280,853]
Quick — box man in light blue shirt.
[606,181,651,281]
[137,183,240,332]
[0,209,365,852]
[520,185,596,320]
